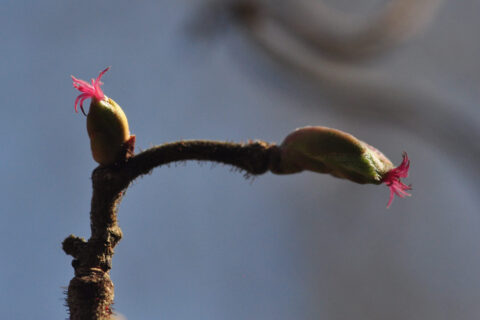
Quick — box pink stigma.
[382,152,411,208]
[71,67,110,116]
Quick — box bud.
[72,67,135,165]
[277,126,411,207]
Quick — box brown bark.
[63,140,281,319]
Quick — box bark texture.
[63,140,281,319]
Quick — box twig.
[63,140,281,319]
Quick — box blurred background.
[1,0,479,319]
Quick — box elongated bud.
[276,126,411,207]
[71,67,135,165]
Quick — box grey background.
[1,0,479,319]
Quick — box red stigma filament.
[71,67,110,116]
[383,152,411,208]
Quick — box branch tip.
[62,235,87,258]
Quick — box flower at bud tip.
[277,126,411,208]
[71,67,110,115]
[382,152,411,208]
[71,67,134,165]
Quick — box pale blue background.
[1,0,480,319]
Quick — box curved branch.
[124,140,281,181]
[63,140,281,319]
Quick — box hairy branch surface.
[63,140,281,319]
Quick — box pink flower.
[71,67,110,115]
[382,152,411,208]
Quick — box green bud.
[72,67,135,165]
[276,126,394,184]
[87,97,132,165]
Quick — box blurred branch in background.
[195,0,443,62]
[188,0,480,182]
[248,0,443,62]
